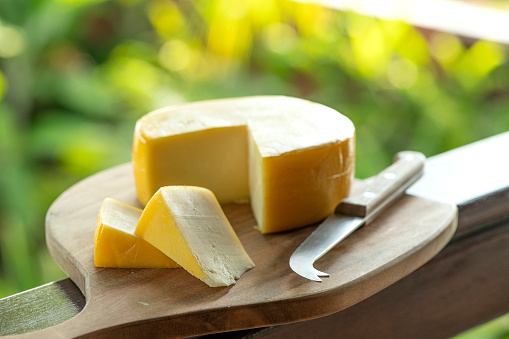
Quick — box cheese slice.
[94,198,179,268]
[133,96,355,233]
[134,186,255,287]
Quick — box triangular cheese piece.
[135,186,255,287]
[94,198,179,268]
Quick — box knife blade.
[290,151,426,281]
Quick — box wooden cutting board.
[40,163,457,338]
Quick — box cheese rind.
[94,198,179,268]
[133,96,355,233]
[135,186,255,287]
[260,139,355,232]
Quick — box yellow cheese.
[133,96,355,233]
[134,186,255,287]
[94,198,178,268]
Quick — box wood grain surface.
[35,163,457,338]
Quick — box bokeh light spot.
[388,58,418,89]
[0,25,25,58]
[430,33,463,64]
[263,22,298,54]
[159,40,191,72]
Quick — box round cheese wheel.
[133,96,355,233]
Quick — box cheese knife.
[290,151,426,282]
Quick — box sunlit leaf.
[348,15,390,78]
[206,0,253,67]
[396,28,429,66]
[104,55,170,110]
[148,0,185,38]
[379,20,410,49]
[455,40,505,89]
[0,70,7,99]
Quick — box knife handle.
[335,151,425,221]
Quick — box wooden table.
[1,132,508,338]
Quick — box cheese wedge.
[94,198,179,268]
[134,186,255,287]
[133,96,355,233]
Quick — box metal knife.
[290,151,426,282]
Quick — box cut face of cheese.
[133,96,355,233]
[135,125,249,204]
[134,186,255,287]
[94,198,179,268]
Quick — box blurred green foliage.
[455,312,509,339]
[0,0,508,336]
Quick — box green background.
[1,0,508,337]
